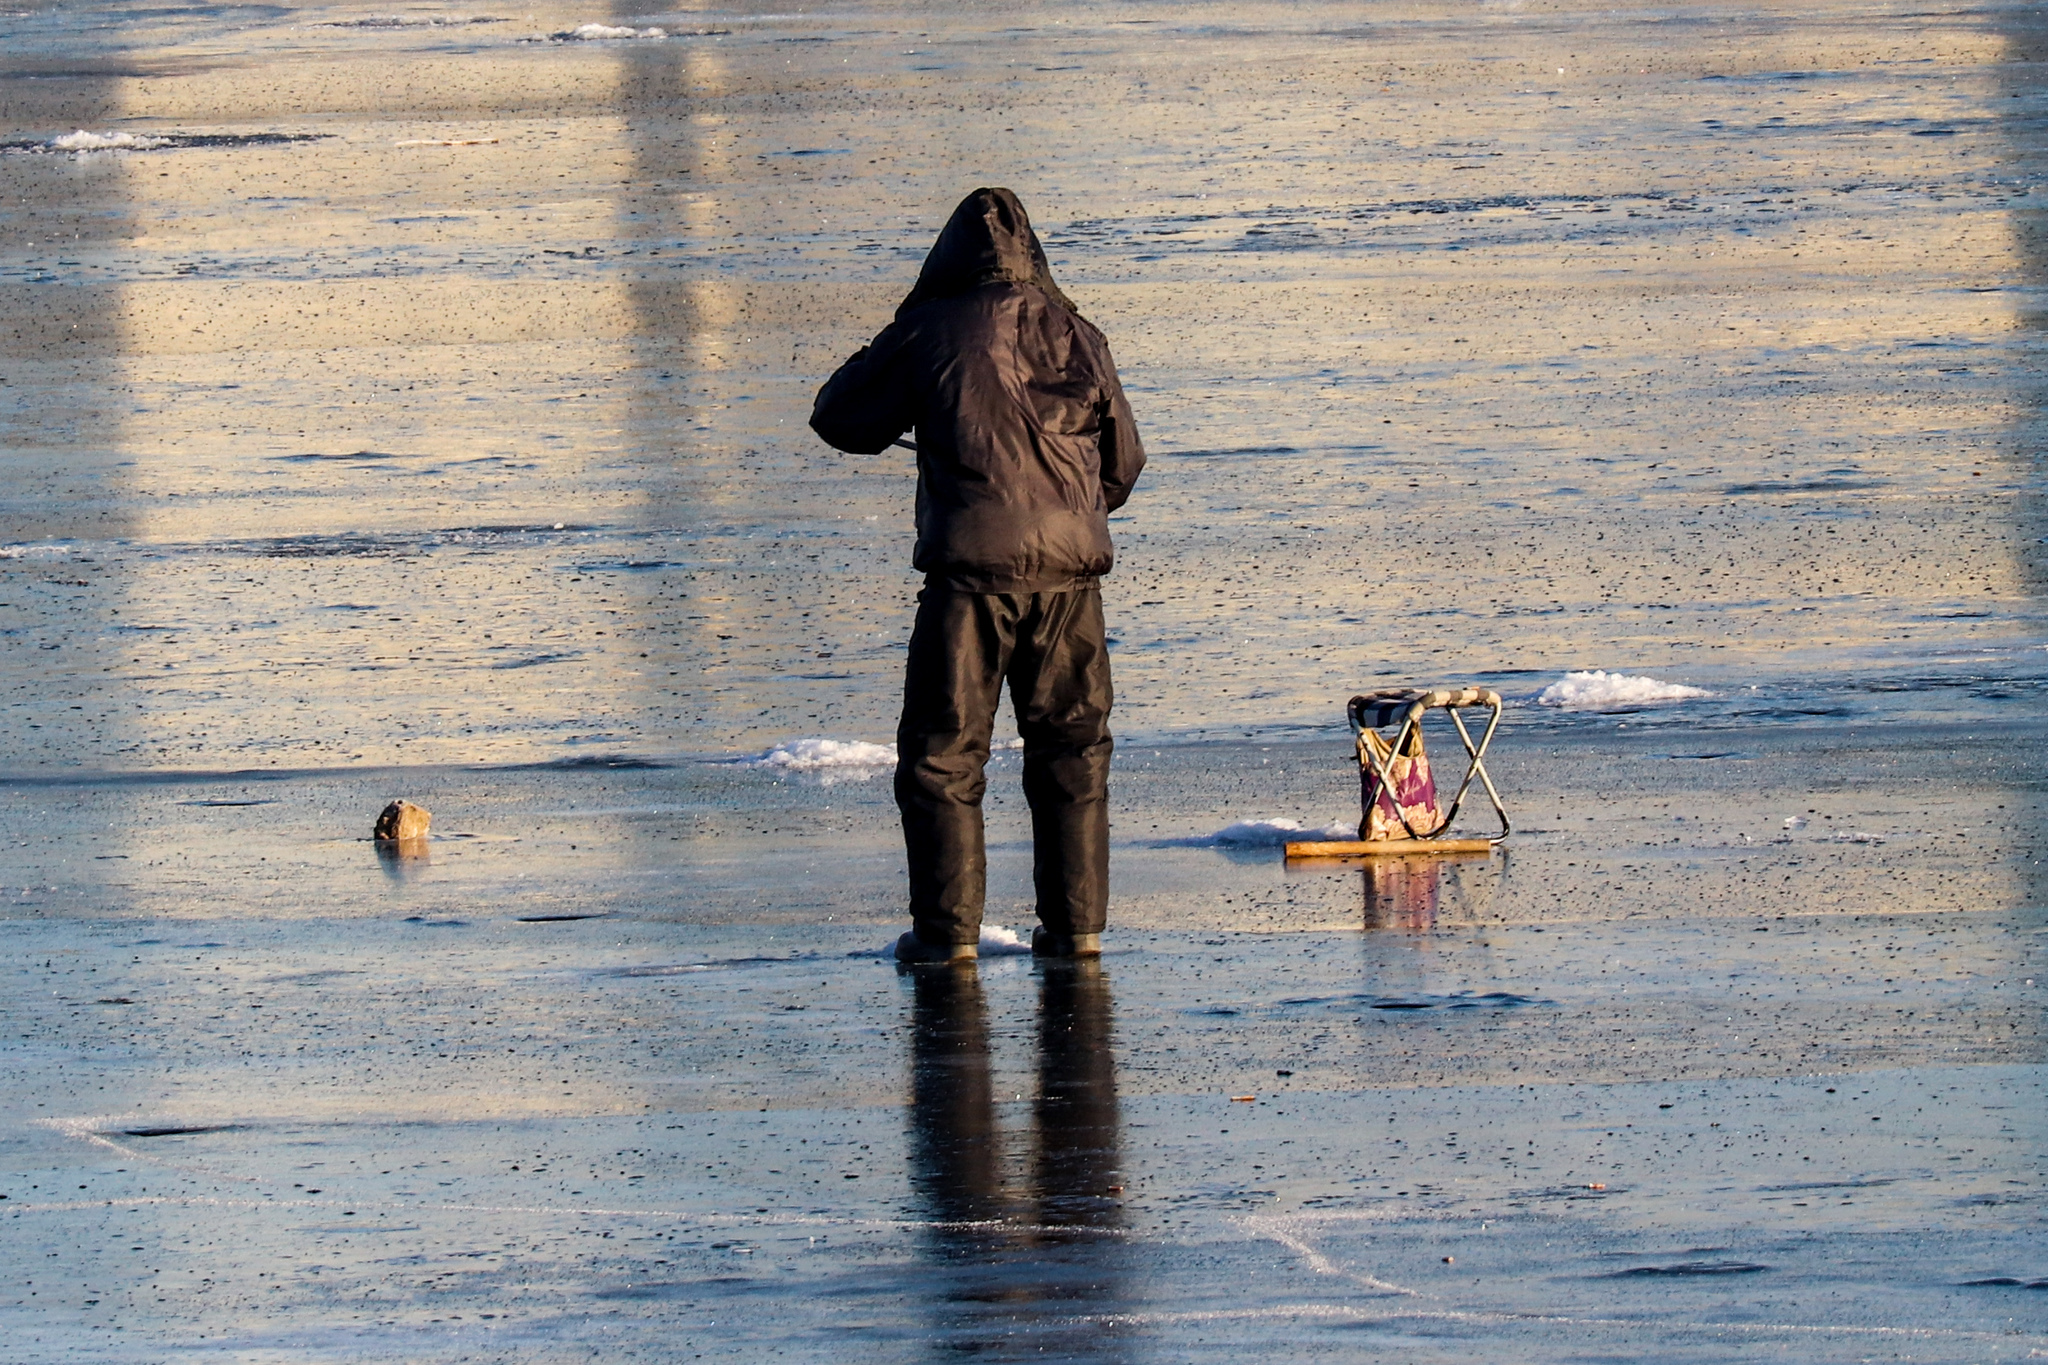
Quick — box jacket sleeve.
[1094,349,1146,513]
[809,326,916,455]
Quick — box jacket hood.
[896,187,1080,319]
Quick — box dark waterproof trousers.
[896,586,1113,946]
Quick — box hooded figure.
[811,188,1145,962]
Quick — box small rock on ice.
[373,799,431,842]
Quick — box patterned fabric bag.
[1358,724,1441,840]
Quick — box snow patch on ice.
[51,130,169,152]
[1207,818,1356,847]
[863,924,1035,958]
[741,737,1024,771]
[977,924,1032,956]
[1537,670,1709,710]
[744,737,896,771]
[561,21,666,39]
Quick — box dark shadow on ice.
[1605,1260,1771,1277]
[0,3,162,899]
[110,1123,245,1139]
[1994,6,2048,926]
[0,8,140,549]
[1997,6,2048,608]
[904,961,1131,1361]
[608,0,736,761]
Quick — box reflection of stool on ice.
[1286,687,1510,861]
[1361,856,1440,930]
[1359,848,1494,930]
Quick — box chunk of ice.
[977,924,1032,955]
[51,130,170,152]
[744,737,896,771]
[563,22,666,39]
[1207,818,1355,846]
[1537,670,1709,710]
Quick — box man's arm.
[810,328,915,455]
[1096,361,1145,513]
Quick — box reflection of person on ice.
[810,188,1146,963]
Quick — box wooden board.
[1283,838,1497,859]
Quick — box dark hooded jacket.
[809,188,1145,593]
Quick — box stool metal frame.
[1346,687,1511,844]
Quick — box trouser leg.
[896,588,1012,945]
[1008,588,1113,938]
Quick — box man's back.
[810,197,1143,594]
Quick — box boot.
[1031,927,1102,959]
[895,930,978,965]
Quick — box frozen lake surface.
[2,0,2045,1358]
[6,725,2045,1359]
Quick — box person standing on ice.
[810,187,1146,964]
